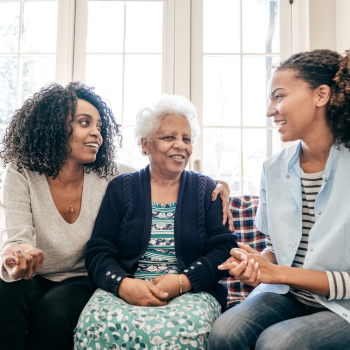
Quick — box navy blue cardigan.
[86,165,238,310]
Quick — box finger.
[230,249,248,261]
[241,258,255,278]
[22,252,33,280]
[227,210,234,232]
[13,250,27,278]
[248,262,259,285]
[253,270,261,287]
[238,243,259,255]
[4,255,19,269]
[228,260,248,276]
[28,250,40,275]
[148,283,169,300]
[146,295,168,307]
[222,200,228,226]
[218,261,238,270]
[37,250,44,270]
[211,188,220,201]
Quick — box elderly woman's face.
[144,114,193,176]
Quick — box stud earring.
[144,151,148,155]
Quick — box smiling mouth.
[85,143,99,149]
[275,121,286,126]
[170,155,185,160]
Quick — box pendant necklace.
[53,176,84,213]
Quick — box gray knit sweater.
[0,162,136,282]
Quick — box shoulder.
[182,171,216,194]
[263,142,300,172]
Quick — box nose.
[173,139,186,150]
[266,104,278,119]
[91,125,101,138]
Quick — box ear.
[316,84,331,107]
[141,138,148,154]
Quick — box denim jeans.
[207,292,350,350]
[0,275,94,350]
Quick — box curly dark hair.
[275,49,350,149]
[0,82,121,178]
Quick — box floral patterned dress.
[74,203,221,350]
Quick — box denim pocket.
[346,223,350,265]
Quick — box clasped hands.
[1,243,44,280]
[118,273,192,307]
[218,243,277,287]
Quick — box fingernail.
[218,265,223,269]
[243,260,248,265]
[240,254,248,260]
[164,292,169,296]
[258,270,261,278]
[212,196,216,201]
[255,262,259,269]
[250,259,255,264]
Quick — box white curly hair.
[134,94,200,155]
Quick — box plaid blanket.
[219,195,266,308]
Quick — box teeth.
[85,143,98,148]
[171,155,184,159]
[275,121,286,126]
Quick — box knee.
[256,324,297,350]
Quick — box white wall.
[308,0,350,53]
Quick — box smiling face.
[142,114,193,177]
[266,69,329,143]
[66,99,103,165]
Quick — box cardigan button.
[111,274,116,279]
[106,271,111,276]
[197,262,201,265]
[191,266,195,269]
[117,277,121,281]
[184,269,188,273]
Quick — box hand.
[118,277,169,306]
[212,180,234,232]
[152,273,192,301]
[1,243,44,281]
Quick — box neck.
[52,160,84,185]
[149,164,182,187]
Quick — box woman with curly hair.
[0,82,231,350]
[208,49,350,350]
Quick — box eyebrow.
[76,114,102,123]
[270,87,285,96]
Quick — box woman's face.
[66,99,103,164]
[143,114,193,176]
[266,69,326,142]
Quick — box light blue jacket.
[253,142,350,323]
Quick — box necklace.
[52,176,84,213]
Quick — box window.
[191,0,292,195]
[0,0,295,194]
[74,0,174,169]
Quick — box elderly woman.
[74,94,237,350]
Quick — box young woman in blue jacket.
[209,49,350,350]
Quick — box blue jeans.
[207,292,350,350]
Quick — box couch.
[220,195,265,309]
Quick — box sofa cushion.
[219,195,266,308]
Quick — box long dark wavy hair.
[275,49,350,149]
[0,82,121,178]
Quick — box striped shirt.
[134,202,181,281]
[266,168,350,306]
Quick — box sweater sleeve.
[85,179,133,295]
[181,178,238,292]
[0,164,36,282]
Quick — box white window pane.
[0,1,20,53]
[121,127,148,170]
[85,54,123,120]
[203,56,240,126]
[125,2,163,53]
[21,0,58,53]
[242,56,278,126]
[203,0,240,54]
[203,128,240,195]
[87,2,124,53]
[243,129,280,195]
[123,54,162,125]
[0,127,6,180]
[0,56,17,123]
[242,0,279,53]
[20,55,56,105]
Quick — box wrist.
[180,274,192,293]
[271,264,286,284]
[118,277,131,297]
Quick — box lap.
[74,288,221,350]
[257,309,350,350]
